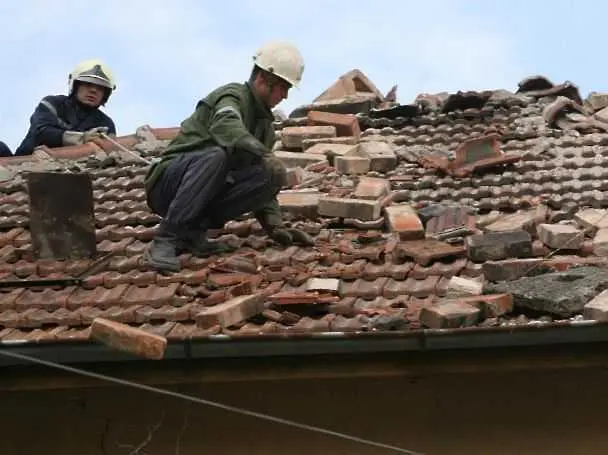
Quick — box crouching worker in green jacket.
[143,41,314,273]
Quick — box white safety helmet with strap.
[68,59,117,103]
[253,41,304,88]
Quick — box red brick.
[195,294,265,328]
[544,255,608,272]
[277,191,320,218]
[485,206,547,234]
[302,136,358,150]
[90,317,167,360]
[384,205,424,240]
[574,208,608,234]
[358,141,397,172]
[592,228,608,256]
[353,177,390,200]
[466,230,533,262]
[464,294,513,318]
[482,258,546,282]
[334,155,371,174]
[445,276,483,297]
[307,110,361,138]
[537,223,584,249]
[273,151,328,169]
[419,301,480,329]
[281,126,337,149]
[584,289,608,321]
[441,294,513,318]
[305,143,359,165]
[318,196,382,221]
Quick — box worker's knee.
[205,146,230,169]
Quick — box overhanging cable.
[0,349,425,455]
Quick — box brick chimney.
[27,171,97,260]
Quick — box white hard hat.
[253,41,304,88]
[68,59,117,95]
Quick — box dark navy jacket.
[14,95,116,156]
[0,141,11,157]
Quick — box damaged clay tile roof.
[3,71,608,347]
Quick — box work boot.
[176,231,237,258]
[144,230,181,273]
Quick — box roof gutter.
[1,320,607,367]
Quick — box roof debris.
[1,73,608,346]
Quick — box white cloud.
[0,0,526,149]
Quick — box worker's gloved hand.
[83,126,110,142]
[263,156,288,188]
[270,227,315,247]
[61,130,85,146]
[235,135,267,157]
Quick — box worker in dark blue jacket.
[14,59,117,156]
[0,141,11,157]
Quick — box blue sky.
[0,0,604,150]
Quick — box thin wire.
[0,349,424,455]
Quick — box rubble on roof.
[289,69,388,118]
[3,74,608,345]
[516,75,583,105]
[584,92,608,113]
[543,96,608,133]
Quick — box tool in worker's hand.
[99,132,153,165]
[89,317,167,360]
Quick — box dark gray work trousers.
[146,146,277,235]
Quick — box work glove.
[231,135,267,168]
[263,156,288,188]
[61,130,85,146]
[269,227,315,247]
[83,126,110,142]
[61,127,109,146]
[234,135,267,157]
